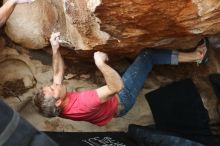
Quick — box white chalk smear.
[86,0,101,12]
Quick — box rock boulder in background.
[3,0,220,57]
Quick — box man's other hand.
[50,32,60,54]
[13,0,36,4]
[94,51,109,67]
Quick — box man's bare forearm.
[52,50,64,84]
[97,63,124,93]
[0,0,16,27]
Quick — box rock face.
[1,0,220,134]
[3,0,220,56]
[4,0,110,51]
[1,0,220,133]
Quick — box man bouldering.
[34,32,208,126]
[0,0,35,27]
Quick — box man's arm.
[95,51,124,103]
[50,32,64,85]
[0,0,35,27]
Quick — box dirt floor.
[1,42,220,133]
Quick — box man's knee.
[136,49,154,61]
[138,48,153,56]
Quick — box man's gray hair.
[34,90,61,117]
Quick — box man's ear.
[55,99,62,107]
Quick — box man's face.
[42,84,66,100]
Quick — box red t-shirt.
[60,90,118,126]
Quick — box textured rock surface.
[1,0,220,133]
[3,0,220,57]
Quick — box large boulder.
[4,0,220,55]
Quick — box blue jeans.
[118,49,179,117]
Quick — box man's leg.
[117,49,178,116]
[117,44,207,117]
